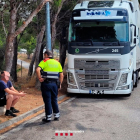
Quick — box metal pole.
[46,2,51,51]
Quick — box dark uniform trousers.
[41,81,59,120]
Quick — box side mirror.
[130,24,138,46]
[136,27,139,44]
[130,25,135,46]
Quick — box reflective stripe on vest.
[42,71,59,79]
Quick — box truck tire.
[132,74,134,91]
[134,71,138,87]
[136,70,139,83]
[138,71,140,80]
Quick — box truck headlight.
[118,73,128,86]
[116,85,129,90]
[68,72,76,85]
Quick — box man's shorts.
[0,95,6,107]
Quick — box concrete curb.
[0,95,67,130]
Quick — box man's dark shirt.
[0,80,12,98]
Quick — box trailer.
[67,0,140,95]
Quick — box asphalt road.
[17,59,35,71]
[1,83,140,140]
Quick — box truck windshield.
[68,21,129,42]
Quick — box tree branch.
[13,0,52,38]
[57,9,71,22]
[1,11,7,37]
[16,1,22,11]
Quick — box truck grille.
[74,58,120,90]
[85,61,109,65]
[78,74,116,80]
[85,70,109,74]
[80,82,114,89]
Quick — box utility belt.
[41,71,60,88]
[44,79,60,88]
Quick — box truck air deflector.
[88,1,114,8]
[72,9,128,16]
[72,9,128,21]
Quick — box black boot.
[10,107,20,113]
[5,110,17,117]
[42,118,51,123]
[54,117,59,121]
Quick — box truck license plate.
[89,90,104,94]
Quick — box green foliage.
[19,34,36,56]
[54,0,62,7]
[17,68,21,73]
[26,36,36,55]
[0,37,4,47]
[54,39,59,49]
[0,10,9,48]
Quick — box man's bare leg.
[11,95,20,107]
[5,94,17,117]
[6,94,13,110]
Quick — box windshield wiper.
[103,41,120,46]
[77,39,94,46]
[83,39,94,46]
[77,42,92,46]
[103,43,113,46]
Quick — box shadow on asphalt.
[22,117,60,128]
[21,120,48,128]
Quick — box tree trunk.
[35,25,45,69]
[11,37,18,82]
[0,48,5,71]
[27,54,31,59]
[59,43,67,69]
[51,17,57,49]
[34,25,45,89]
[51,0,66,49]
[59,26,67,68]
[28,51,36,77]
[39,42,45,62]
[28,27,45,78]
[5,1,17,72]
[5,0,50,73]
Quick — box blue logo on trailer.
[105,10,111,16]
[87,10,111,16]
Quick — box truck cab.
[67,0,140,95]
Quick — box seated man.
[0,71,26,117]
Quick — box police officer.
[36,50,63,123]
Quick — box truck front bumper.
[67,87,131,95]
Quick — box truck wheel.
[138,71,140,80]
[134,71,138,87]
[136,71,139,83]
[132,74,134,91]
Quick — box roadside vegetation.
[0,0,81,88]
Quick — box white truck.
[67,0,140,95]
